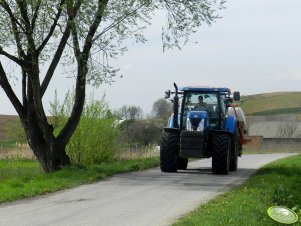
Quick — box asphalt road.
[0,153,295,226]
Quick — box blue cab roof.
[179,86,231,93]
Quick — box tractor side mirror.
[233,91,240,101]
[164,90,171,99]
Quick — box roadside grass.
[174,154,301,226]
[0,157,159,204]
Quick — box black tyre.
[212,134,231,175]
[177,156,188,170]
[160,130,179,172]
[230,130,239,171]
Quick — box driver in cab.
[193,96,214,114]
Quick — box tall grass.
[0,142,34,160]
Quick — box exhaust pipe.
[173,83,179,128]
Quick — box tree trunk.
[22,114,70,173]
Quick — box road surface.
[0,153,295,226]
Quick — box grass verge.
[0,157,159,204]
[0,140,17,148]
[174,154,301,226]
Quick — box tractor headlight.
[197,119,205,131]
[186,118,192,131]
[186,118,204,131]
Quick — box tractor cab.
[181,90,226,132]
[167,86,231,132]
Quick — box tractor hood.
[186,111,208,131]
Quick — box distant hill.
[1,92,301,140]
[0,115,19,141]
[240,92,301,116]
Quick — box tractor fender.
[167,115,173,128]
[163,127,181,134]
[167,114,180,128]
[224,115,237,135]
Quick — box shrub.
[118,119,162,150]
[50,91,119,165]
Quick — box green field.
[174,154,301,226]
[241,92,301,116]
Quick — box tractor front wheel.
[177,156,188,170]
[212,134,231,175]
[160,130,179,172]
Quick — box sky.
[1,0,301,116]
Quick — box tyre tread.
[212,134,230,175]
[160,131,178,172]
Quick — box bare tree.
[151,98,172,120]
[0,0,225,172]
[115,105,143,120]
[114,105,130,120]
[276,122,301,138]
[128,106,143,120]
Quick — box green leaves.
[159,0,226,50]
[50,90,119,165]
[0,0,225,86]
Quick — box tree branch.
[16,0,36,53]
[40,27,71,97]
[92,3,145,43]
[22,69,27,110]
[0,1,26,58]
[0,47,26,67]
[16,0,31,32]
[71,20,81,59]
[0,1,26,33]
[37,0,66,53]
[56,0,109,147]
[82,0,109,58]
[67,0,81,59]
[40,0,82,97]
[0,61,24,118]
[31,0,42,30]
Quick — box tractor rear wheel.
[177,156,188,170]
[160,130,179,172]
[230,130,239,171]
[212,134,231,175]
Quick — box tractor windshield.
[181,92,221,129]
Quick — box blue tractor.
[160,83,247,175]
